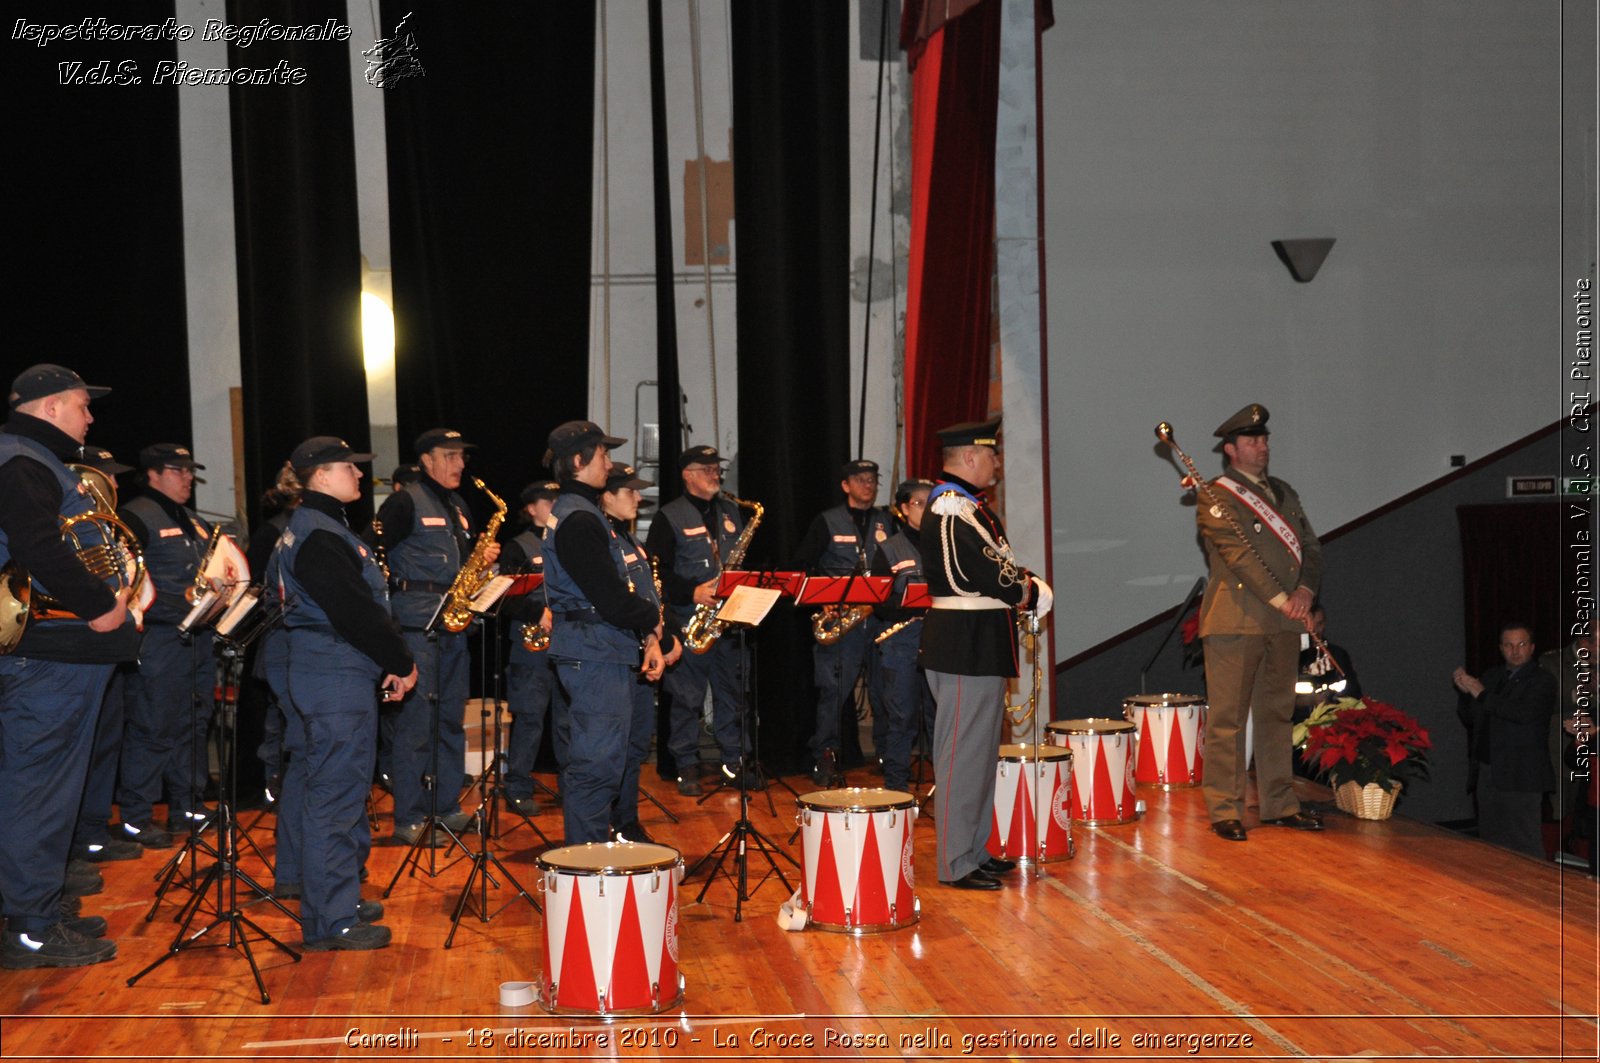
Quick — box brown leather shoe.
[1260,811,1324,831]
[1211,819,1247,841]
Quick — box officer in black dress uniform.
[871,479,936,793]
[793,459,892,785]
[499,480,560,815]
[647,444,757,794]
[920,420,1051,890]
[116,442,222,845]
[1,364,136,969]
[371,428,496,845]
[271,437,416,950]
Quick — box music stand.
[798,573,893,776]
[685,583,799,921]
[694,570,805,812]
[128,586,301,1004]
[472,573,553,848]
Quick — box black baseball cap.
[414,427,476,455]
[8,364,110,408]
[390,463,421,486]
[73,445,132,475]
[605,464,654,492]
[290,436,375,468]
[894,477,936,504]
[841,458,880,480]
[545,420,627,464]
[139,443,206,471]
[679,444,730,470]
[934,419,1001,448]
[520,481,561,506]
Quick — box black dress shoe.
[979,856,1017,875]
[1260,811,1324,831]
[942,870,1001,891]
[1211,819,1248,842]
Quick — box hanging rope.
[855,0,891,459]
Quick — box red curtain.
[900,0,1002,478]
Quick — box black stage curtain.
[731,2,852,773]
[1458,502,1563,673]
[7,1,190,481]
[649,0,684,502]
[228,0,370,527]
[381,0,595,514]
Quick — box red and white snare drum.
[988,743,1075,863]
[1123,693,1206,788]
[796,788,919,934]
[1045,718,1139,824]
[537,842,684,1015]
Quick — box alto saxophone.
[440,477,508,633]
[811,603,873,645]
[681,492,763,654]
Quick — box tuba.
[681,492,763,653]
[1,468,147,655]
[440,478,508,633]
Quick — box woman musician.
[870,479,936,794]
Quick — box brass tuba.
[681,492,763,653]
[0,468,147,655]
[440,477,508,633]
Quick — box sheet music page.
[715,585,781,627]
[215,588,261,638]
[470,574,515,613]
[178,589,219,634]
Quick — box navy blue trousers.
[810,622,880,759]
[875,629,935,792]
[118,624,214,824]
[73,666,127,846]
[614,677,655,831]
[392,630,467,826]
[505,644,556,799]
[554,658,636,845]
[0,657,113,931]
[663,635,747,769]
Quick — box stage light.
[361,290,395,377]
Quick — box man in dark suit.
[1453,623,1558,858]
[1195,403,1325,842]
[919,419,1050,890]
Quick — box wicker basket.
[1332,779,1401,820]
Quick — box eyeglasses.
[902,499,926,508]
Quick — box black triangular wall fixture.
[1271,238,1336,283]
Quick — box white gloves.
[1030,576,1054,618]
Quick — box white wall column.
[175,0,242,526]
[995,0,1055,730]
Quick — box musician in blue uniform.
[272,437,416,950]
[793,459,892,785]
[542,422,668,845]
[601,463,681,841]
[370,427,496,846]
[646,445,756,795]
[499,480,560,815]
[1,364,135,969]
[871,479,936,794]
[920,420,1050,890]
[116,442,221,845]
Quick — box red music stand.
[716,569,805,600]
[501,572,544,598]
[795,574,893,608]
[901,581,930,609]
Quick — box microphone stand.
[1138,577,1207,694]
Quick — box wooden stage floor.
[1,768,1595,1061]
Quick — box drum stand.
[385,626,473,895]
[687,623,797,921]
[129,635,300,1004]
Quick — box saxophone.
[440,477,508,634]
[811,603,873,645]
[681,492,763,654]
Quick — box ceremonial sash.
[1214,476,1301,563]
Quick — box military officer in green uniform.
[1195,404,1326,841]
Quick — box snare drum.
[1123,693,1206,788]
[988,744,1074,863]
[1045,718,1139,824]
[796,788,919,934]
[536,842,684,1015]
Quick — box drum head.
[799,787,916,812]
[1123,692,1204,708]
[1047,717,1136,735]
[997,743,1072,763]
[538,841,681,874]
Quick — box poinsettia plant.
[1294,696,1431,791]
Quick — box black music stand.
[472,573,554,848]
[685,584,799,921]
[693,570,805,813]
[799,572,893,774]
[128,589,300,1004]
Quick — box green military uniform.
[1196,404,1322,829]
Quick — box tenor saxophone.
[681,492,763,653]
[440,477,508,633]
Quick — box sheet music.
[715,585,781,627]
[177,589,220,635]
[215,587,261,638]
[470,574,515,613]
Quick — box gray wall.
[1058,428,1565,824]
[1040,0,1590,659]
